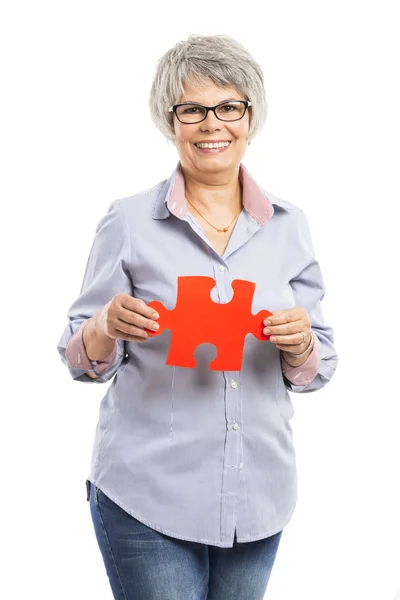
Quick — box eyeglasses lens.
[176,102,245,123]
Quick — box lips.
[194,141,232,147]
[193,141,232,154]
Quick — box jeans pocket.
[87,480,101,504]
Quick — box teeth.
[195,141,230,149]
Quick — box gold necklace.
[185,194,241,233]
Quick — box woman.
[57,34,338,600]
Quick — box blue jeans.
[88,480,282,600]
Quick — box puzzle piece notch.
[146,276,272,371]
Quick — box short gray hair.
[149,34,268,142]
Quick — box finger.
[263,308,304,326]
[270,332,309,347]
[114,324,149,341]
[119,304,160,333]
[121,296,160,320]
[114,330,149,343]
[264,319,304,336]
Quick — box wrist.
[83,317,116,361]
[282,333,314,366]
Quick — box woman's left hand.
[263,307,312,353]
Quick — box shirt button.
[232,422,239,430]
[231,380,237,389]
[218,265,225,272]
[239,462,243,470]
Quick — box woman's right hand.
[94,293,160,343]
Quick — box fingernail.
[153,322,159,330]
[153,312,159,319]
[264,319,272,325]
[264,328,271,334]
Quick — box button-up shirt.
[57,162,338,547]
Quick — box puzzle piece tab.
[145,276,272,371]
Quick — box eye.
[178,105,203,115]
[219,103,241,112]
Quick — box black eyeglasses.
[168,100,252,124]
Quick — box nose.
[199,109,222,133]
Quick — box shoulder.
[119,180,167,211]
[259,187,311,239]
[260,187,303,215]
[106,179,168,228]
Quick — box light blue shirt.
[57,162,338,547]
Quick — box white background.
[1,1,399,599]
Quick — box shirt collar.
[152,161,287,224]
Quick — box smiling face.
[172,79,250,178]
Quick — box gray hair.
[148,34,268,143]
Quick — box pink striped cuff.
[65,320,118,373]
[66,320,320,382]
[281,332,321,385]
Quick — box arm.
[65,318,118,380]
[280,332,321,385]
[57,199,131,383]
[84,317,117,379]
[282,209,338,393]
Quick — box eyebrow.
[178,98,240,105]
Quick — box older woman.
[57,35,338,600]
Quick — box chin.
[198,161,235,174]
[194,154,239,170]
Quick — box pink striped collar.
[165,162,274,226]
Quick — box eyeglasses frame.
[168,100,252,124]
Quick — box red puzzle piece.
[145,276,272,371]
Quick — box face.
[172,79,250,177]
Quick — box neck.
[182,165,242,215]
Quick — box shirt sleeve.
[280,332,321,385]
[65,319,118,372]
[57,199,132,383]
[282,209,338,393]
